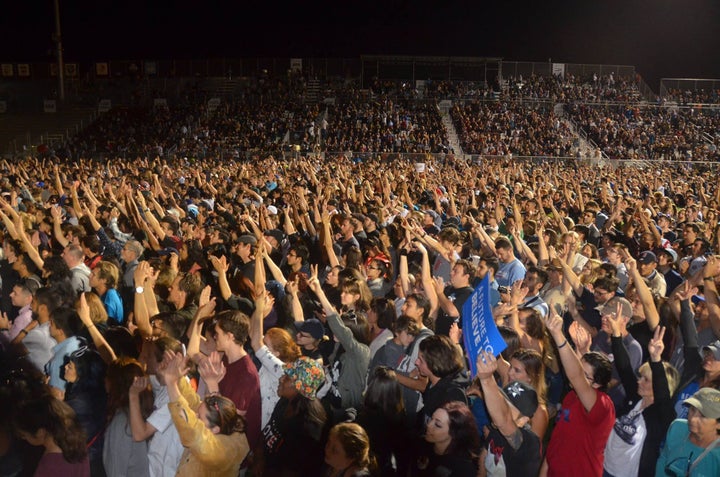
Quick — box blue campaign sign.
[462,275,507,377]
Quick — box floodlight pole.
[53,0,65,101]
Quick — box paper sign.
[462,275,507,376]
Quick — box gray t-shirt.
[103,409,150,477]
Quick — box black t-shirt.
[484,426,542,477]
[435,285,474,336]
[263,398,324,476]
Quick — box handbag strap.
[688,438,720,475]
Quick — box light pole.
[53,0,65,101]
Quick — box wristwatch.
[135,286,144,294]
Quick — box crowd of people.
[565,104,720,161]
[45,72,720,164]
[451,101,577,157]
[2,152,720,476]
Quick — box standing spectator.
[434,259,476,337]
[103,358,153,477]
[323,422,375,477]
[130,337,185,477]
[63,245,91,295]
[159,352,249,477]
[261,356,328,477]
[0,278,38,346]
[89,261,124,324]
[495,237,526,287]
[542,313,615,477]
[414,401,480,476]
[203,310,262,451]
[12,287,60,372]
[46,308,84,398]
[14,395,90,477]
[416,335,469,428]
[656,387,720,476]
[476,350,542,477]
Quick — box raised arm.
[477,351,525,445]
[624,254,660,331]
[186,286,216,362]
[546,312,598,412]
[77,293,117,364]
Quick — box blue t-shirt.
[656,419,720,476]
[496,258,526,287]
[103,288,125,324]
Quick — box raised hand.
[209,255,229,274]
[569,321,591,354]
[307,264,321,293]
[130,376,150,396]
[675,280,698,302]
[198,351,226,386]
[648,326,666,362]
[77,293,93,328]
[195,287,217,322]
[545,312,565,342]
[603,300,626,337]
[476,350,499,380]
[157,351,188,385]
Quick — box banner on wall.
[96,62,109,76]
[44,100,57,113]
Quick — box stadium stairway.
[439,102,463,155]
[306,79,321,103]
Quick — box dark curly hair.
[14,395,88,463]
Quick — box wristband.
[704,276,715,282]
[557,340,568,350]
[19,329,28,336]
[399,249,408,257]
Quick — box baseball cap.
[283,357,325,399]
[684,387,720,419]
[236,234,257,245]
[264,229,284,245]
[702,340,720,361]
[638,251,657,264]
[502,381,539,418]
[657,248,678,264]
[293,319,325,340]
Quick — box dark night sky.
[2,0,719,89]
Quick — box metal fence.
[659,78,720,103]
[500,61,636,81]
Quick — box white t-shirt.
[256,345,284,429]
[147,376,183,477]
[603,400,647,477]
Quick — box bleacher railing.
[660,78,720,104]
